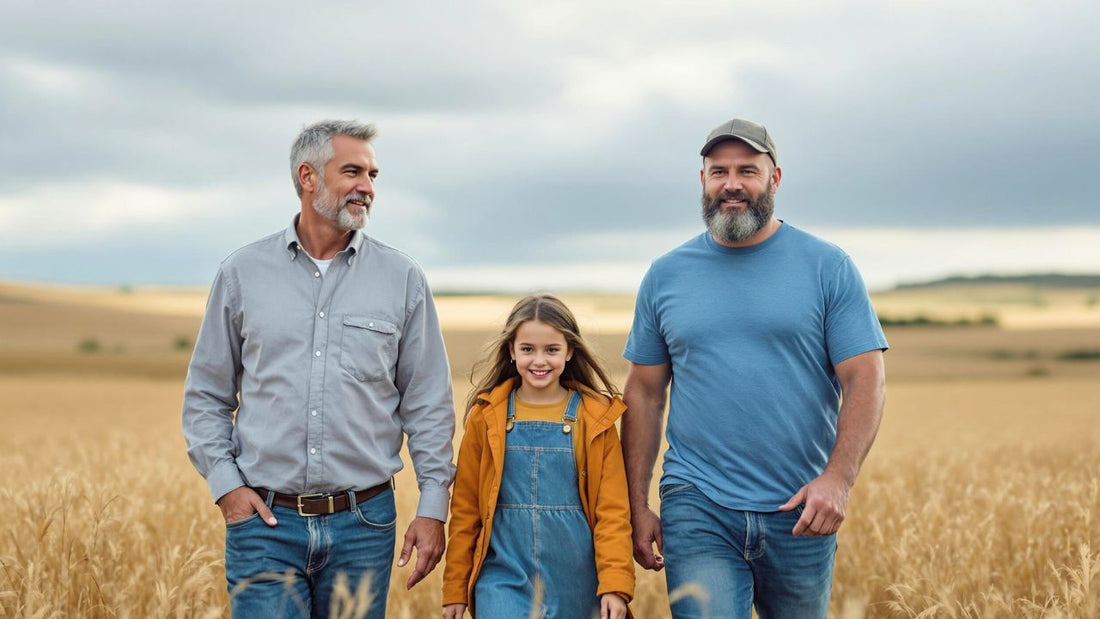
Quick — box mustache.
[705,189,752,213]
[342,193,372,207]
[716,190,750,203]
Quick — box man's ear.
[298,163,318,194]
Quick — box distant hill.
[895,273,1100,290]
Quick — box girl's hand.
[442,603,466,618]
[600,593,628,619]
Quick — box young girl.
[442,295,634,619]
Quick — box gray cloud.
[1,0,1097,285]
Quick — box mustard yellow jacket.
[442,378,635,610]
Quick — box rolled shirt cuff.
[207,462,246,503]
[415,482,451,522]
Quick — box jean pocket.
[659,483,695,500]
[353,491,398,530]
[340,315,398,382]
[225,512,261,530]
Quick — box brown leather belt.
[254,480,392,516]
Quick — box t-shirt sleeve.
[824,255,889,366]
[624,266,671,365]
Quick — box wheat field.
[1,283,1099,617]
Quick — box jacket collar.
[475,377,626,440]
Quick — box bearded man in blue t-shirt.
[622,118,888,619]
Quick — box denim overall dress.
[473,390,600,619]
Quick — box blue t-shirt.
[624,223,888,511]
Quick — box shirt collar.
[284,213,367,260]
[284,214,304,257]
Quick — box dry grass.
[2,375,1097,617]
[833,379,1100,618]
[2,281,1099,617]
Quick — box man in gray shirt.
[182,120,455,618]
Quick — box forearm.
[442,429,483,604]
[181,267,245,501]
[621,381,666,508]
[827,358,886,487]
[182,370,245,500]
[397,282,457,520]
[442,513,479,604]
[593,431,636,599]
[402,399,455,519]
[406,412,455,521]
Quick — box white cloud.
[0,181,285,248]
[6,56,98,95]
[811,226,1100,290]
[426,261,650,294]
[423,226,1100,293]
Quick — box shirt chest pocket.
[340,315,399,382]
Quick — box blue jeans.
[660,484,836,619]
[224,487,397,619]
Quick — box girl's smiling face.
[510,319,573,402]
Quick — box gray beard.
[702,189,774,243]
[313,184,369,231]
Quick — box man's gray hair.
[290,120,377,197]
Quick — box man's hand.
[630,505,665,571]
[778,469,850,536]
[397,516,445,589]
[216,486,277,526]
[442,603,466,618]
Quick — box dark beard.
[701,187,774,243]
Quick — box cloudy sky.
[2,1,1097,292]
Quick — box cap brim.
[700,135,769,157]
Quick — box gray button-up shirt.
[182,217,456,520]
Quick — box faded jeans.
[660,483,836,619]
[224,487,396,619]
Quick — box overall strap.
[505,389,580,432]
[562,390,581,422]
[506,389,518,422]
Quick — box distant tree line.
[877,314,999,327]
[895,273,1100,290]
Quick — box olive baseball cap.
[700,118,778,164]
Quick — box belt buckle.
[296,493,334,517]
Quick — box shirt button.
[368,322,374,328]
[311,410,317,416]
[310,448,316,455]
[318,311,325,318]
[314,271,320,278]
[315,350,322,357]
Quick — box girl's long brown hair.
[464,294,619,419]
